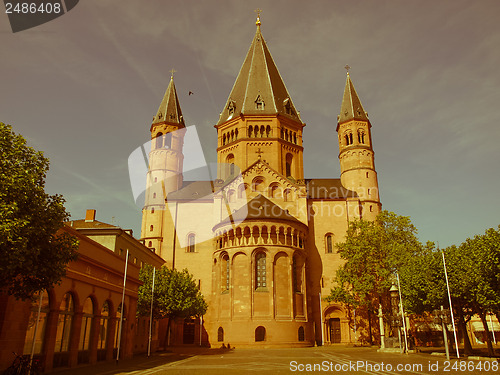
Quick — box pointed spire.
[153,72,185,127]
[217,17,301,125]
[338,69,369,125]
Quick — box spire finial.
[170,68,177,79]
[255,8,262,26]
[344,65,350,76]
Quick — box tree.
[0,123,78,299]
[326,210,424,344]
[137,265,208,345]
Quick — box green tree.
[326,210,423,344]
[137,265,207,345]
[0,123,78,299]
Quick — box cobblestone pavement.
[52,346,499,375]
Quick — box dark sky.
[1,0,499,247]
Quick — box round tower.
[141,74,186,258]
[337,70,381,220]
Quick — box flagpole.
[116,249,129,362]
[148,267,156,357]
[396,272,408,353]
[441,249,460,358]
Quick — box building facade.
[140,18,381,347]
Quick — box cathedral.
[140,16,381,347]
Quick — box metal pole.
[116,249,129,362]
[396,272,408,353]
[489,313,497,345]
[29,291,43,369]
[199,315,203,346]
[441,250,460,358]
[441,305,450,360]
[319,292,324,346]
[354,309,357,343]
[148,267,156,357]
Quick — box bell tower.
[141,72,185,257]
[215,16,305,182]
[337,68,381,220]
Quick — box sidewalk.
[51,347,231,375]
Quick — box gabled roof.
[152,76,185,127]
[167,180,214,201]
[217,194,302,227]
[338,72,369,125]
[217,22,302,125]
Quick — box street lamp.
[389,283,402,350]
[433,306,452,360]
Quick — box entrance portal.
[329,318,341,343]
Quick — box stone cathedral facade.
[140,18,381,347]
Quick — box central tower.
[215,17,305,183]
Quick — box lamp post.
[433,306,452,360]
[390,283,402,350]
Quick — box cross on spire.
[255,8,262,26]
[344,65,351,75]
[170,68,177,78]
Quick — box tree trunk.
[478,310,494,357]
[457,306,473,355]
[367,308,373,345]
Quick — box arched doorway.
[324,306,346,344]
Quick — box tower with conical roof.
[216,15,305,183]
[337,69,381,220]
[141,73,186,259]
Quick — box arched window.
[260,125,265,137]
[187,233,196,253]
[255,252,266,290]
[150,225,154,231]
[255,326,266,342]
[79,297,94,363]
[326,234,333,253]
[269,183,280,198]
[357,130,365,144]
[153,192,156,199]
[23,290,49,355]
[293,255,303,293]
[155,132,163,149]
[151,207,155,214]
[235,129,238,140]
[221,253,229,292]
[266,125,271,137]
[227,189,236,203]
[238,184,246,199]
[286,153,293,177]
[222,133,226,145]
[218,327,224,342]
[226,154,235,177]
[252,177,264,192]
[148,241,152,247]
[55,293,74,354]
[283,189,291,202]
[248,126,253,138]
[98,301,111,358]
[293,132,297,144]
[349,132,353,145]
[298,326,305,341]
[164,132,172,149]
[280,128,284,139]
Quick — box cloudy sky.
[1,0,499,248]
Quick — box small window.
[154,177,157,183]
[164,132,172,149]
[151,207,155,214]
[255,326,266,342]
[150,225,154,231]
[255,95,264,110]
[148,241,152,247]
[155,132,163,149]
[153,192,156,199]
[255,253,266,289]
[221,253,229,291]
[370,205,373,212]
[218,327,224,342]
[298,326,305,342]
[326,234,333,253]
[187,233,196,253]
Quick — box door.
[329,318,341,343]
[183,319,195,344]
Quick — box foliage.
[326,210,423,314]
[0,123,78,299]
[137,264,208,320]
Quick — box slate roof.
[152,75,185,126]
[217,22,302,125]
[338,72,370,125]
